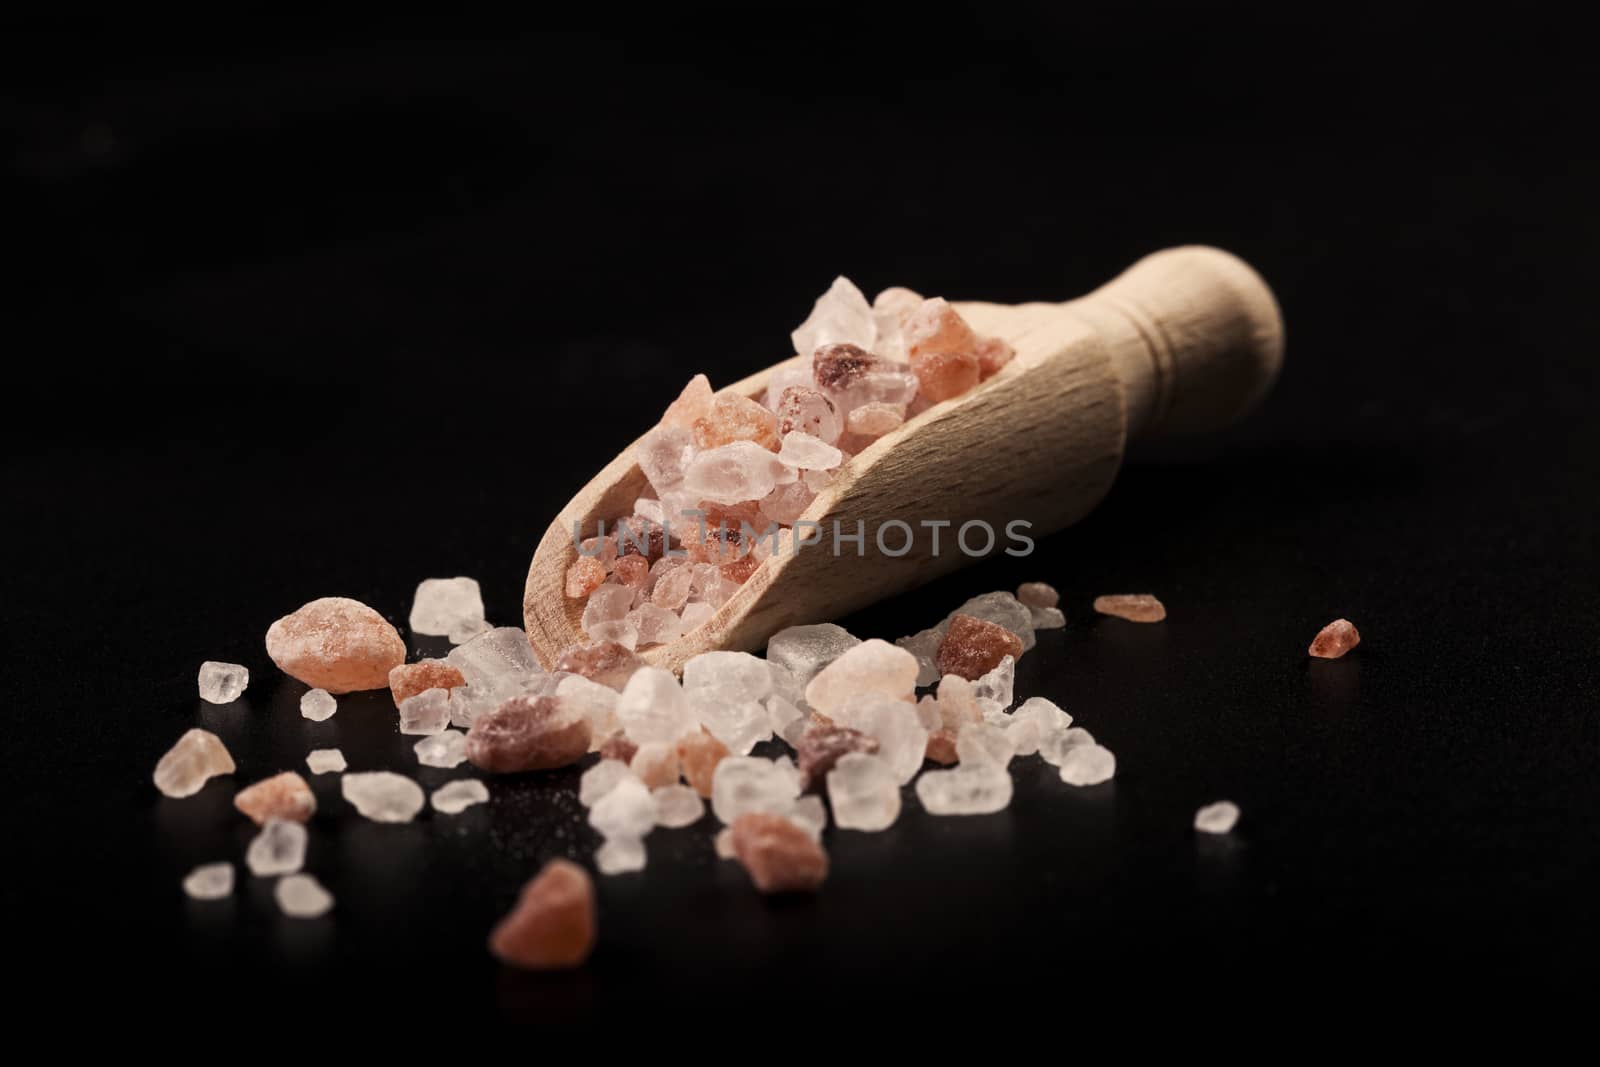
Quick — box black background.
[6,14,1598,1020]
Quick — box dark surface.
[6,18,1598,1017]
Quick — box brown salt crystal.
[630,743,681,790]
[613,519,666,563]
[466,695,592,774]
[976,337,1016,379]
[1093,594,1167,623]
[730,813,829,893]
[598,730,639,764]
[936,613,1026,681]
[564,556,606,599]
[612,554,649,590]
[720,555,760,584]
[692,392,780,451]
[554,641,645,692]
[488,858,596,970]
[660,373,714,430]
[1309,618,1361,659]
[776,386,840,440]
[389,659,467,708]
[845,401,905,438]
[910,348,980,403]
[1016,581,1059,609]
[924,729,960,766]
[812,343,880,391]
[233,771,316,826]
[265,596,406,694]
[688,499,767,566]
[676,728,729,798]
[795,719,880,791]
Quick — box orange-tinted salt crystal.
[689,499,766,566]
[976,337,1016,379]
[936,613,1026,681]
[906,297,979,357]
[660,373,714,430]
[612,554,649,590]
[613,519,666,563]
[466,695,591,774]
[812,342,879,391]
[389,659,467,708]
[488,859,596,970]
[730,813,829,893]
[720,554,760,584]
[1093,594,1167,623]
[924,729,960,766]
[1016,581,1059,609]
[676,728,729,798]
[554,641,644,692]
[265,596,407,694]
[233,771,316,825]
[692,392,780,451]
[650,566,694,611]
[564,556,606,599]
[910,348,981,402]
[630,743,680,789]
[598,730,639,765]
[795,719,879,791]
[845,401,905,438]
[1309,618,1361,659]
[580,535,618,571]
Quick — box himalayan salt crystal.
[950,590,1038,651]
[300,688,338,721]
[895,627,945,687]
[489,859,596,970]
[399,687,452,735]
[976,337,1016,379]
[711,756,800,824]
[677,728,730,798]
[636,424,694,492]
[801,467,836,494]
[661,373,714,431]
[431,778,490,814]
[765,358,816,409]
[306,748,346,775]
[1195,800,1241,834]
[1005,716,1042,757]
[792,276,875,357]
[730,813,829,893]
[409,577,488,644]
[788,794,828,840]
[936,673,985,728]
[580,759,634,807]
[583,585,638,647]
[610,519,666,564]
[466,695,591,773]
[560,672,621,745]
[769,622,860,689]
[958,721,1016,768]
[197,661,249,704]
[649,561,695,609]
[826,752,901,831]
[630,743,681,790]
[629,603,683,648]
[795,719,880,791]
[692,392,780,452]
[812,342,880,393]
[588,777,658,840]
[341,771,426,822]
[910,348,980,403]
[691,500,767,564]
[653,784,705,828]
[914,694,942,732]
[597,836,647,874]
[1058,743,1117,786]
[916,762,1013,815]
[246,818,307,875]
[182,862,234,900]
[234,771,316,826]
[1016,582,1059,609]
[775,386,841,444]
[1039,726,1096,767]
[616,667,697,746]
[266,597,406,694]
[973,656,1015,712]
[713,827,737,859]
[937,613,1025,680]
[684,442,785,504]
[1093,593,1167,623]
[804,639,919,716]
[846,401,905,438]
[829,693,929,785]
[415,728,469,769]
[778,431,843,471]
[580,534,618,572]
[872,286,924,359]
[446,627,542,691]
[153,728,235,798]
[275,873,334,918]
[684,650,773,705]
[1015,696,1072,734]
[679,601,716,633]
[613,554,649,590]
[907,296,978,357]
[760,481,815,525]
[1031,606,1067,630]
[388,660,466,708]
[718,553,759,585]
[692,695,771,755]
[598,730,639,765]
[565,556,606,599]
[925,730,959,765]
[1309,618,1361,659]
[555,641,644,692]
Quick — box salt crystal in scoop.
[683,442,786,504]
[791,276,876,358]
[275,874,334,919]
[1194,800,1240,834]
[692,393,781,451]
[197,661,248,704]
[777,431,843,471]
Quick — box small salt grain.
[245,818,307,876]
[827,752,901,831]
[713,827,737,859]
[306,748,347,775]
[1058,743,1116,786]
[414,728,468,768]
[182,862,234,900]
[616,667,697,746]
[915,762,1013,815]
[1309,618,1361,659]
[153,728,235,798]
[431,779,490,814]
[1195,800,1241,834]
[341,771,426,823]
[767,623,860,686]
[777,431,844,470]
[275,873,334,918]
[711,756,801,824]
[596,836,647,875]
[588,777,658,839]
[653,784,706,828]
[1093,593,1166,623]
[1030,606,1067,630]
[1038,726,1095,766]
[300,688,337,721]
[788,795,828,840]
[197,661,249,704]
[579,759,635,807]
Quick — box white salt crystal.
[804,639,919,717]
[588,777,658,839]
[1058,743,1116,786]
[679,601,716,632]
[827,752,901,831]
[957,722,1016,768]
[915,763,1014,815]
[788,795,828,840]
[410,577,488,643]
[895,627,944,687]
[683,441,786,504]
[791,275,875,357]
[684,650,773,704]
[872,286,922,360]
[616,667,697,745]
[446,626,541,692]
[711,756,800,824]
[246,818,307,876]
[398,687,451,735]
[636,425,695,494]
[557,674,622,744]
[653,784,705,828]
[830,692,929,785]
[973,656,1015,712]
[597,836,647,875]
[300,688,337,721]
[579,759,634,807]
[275,873,334,918]
[305,748,347,775]
[1030,606,1066,630]
[153,728,235,798]
[692,695,771,755]
[1039,726,1096,767]
[1003,717,1041,757]
[768,623,860,687]
[414,728,468,768]
[630,603,683,648]
[448,685,495,730]
[1015,695,1072,734]
[766,693,806,747]
[767,659,805,706]
[197,661,249,704]
[713,827,737,859]
[341,771,426,823]
[777,431,843,471]
[431,778,490,814]
[1194,800,1241,834]
[182,862,234,900]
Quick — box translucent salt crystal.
[555,642,643,692]
[796,718,881,789]
[775,386,841,444]
[938,613,1026,680]
[845,401,905,437]
[300,688,337,721]
[692,695,771,755]
[812,342,881,393]
[1309,618,1361,659]
[234,771,316,825]
[935,674,983,729]
[906,297,978,356]
[653,784,705,828]
[872,286,923,360]
[948,591,1037,652]
[895,627,944,687]
[632,497,666,526]
[1004,716,1041,756]
[763,359,815,410]
[802,467,836,493]
[245,818,307,876]
[660,373,714,430]
[582,583,635,630]
[557,674,622,744]
[767,623,860,687]
[616,667,697,745]
[677,729,729,797]
[760,481,816,525]
[684,651,772,704]
[409,577,487,643]
[565,556,606,599]
[306,748,347,774]
[266,596,407,694]
[915,694,942,732]
[683,441,786,504]
[977,337,1016,378]
[587,617,639,650]
[448,685,494,730]
[431,778,490,814]
[777,431,843,471]
[1058,743,1116,786]
[909,346,979,403]
[843,367,920,410]
[1093,593,1167,623]
[973,655,1015,712]
[827,752,901,831]
[414,728,468,768]
[1014,695,1071,734]
[649,565,695,611]
[1195,800,1241,834]
[692,392,781,451]
[579,759,634,807]
[767,694,807,748]
[197,661,249,704]
[711,756,801,824]
[956,722,1015,768]
[714,827,737,859]
[636,425,695,494]
[588,777,657,839]
[629,603,683,648]
[679,601,716,632]
[1031,606,1067,630]
[803,639,919,717]
[830,693,928,785]
[153,728,235,798]
[398,687,452,735]
[791,275,875,358]
[340,771,426,823]
[629,742,680,789]
[446,626,542,691]
[1039,726,1095,766]
[612,553,649,591]
[389,660,466,707]
[915,762,1013,815]
[182,862,234,900]
[489,860,597,969]
[275,873,334,918]
[729,813,829,893]
[597,836,647,875]
[788,794,828,840]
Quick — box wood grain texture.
[524,246,1284,672]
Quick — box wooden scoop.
[524,246,1284,672]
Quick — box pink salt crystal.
[976,337,1016,379]
[612,554,649,590]
[796,719,880,792]
[613,519,667,563]
[265,596,407,694]
[488,859,596,970]
[660,373,714,430]
[778,431,844,471]
[812,343,880,391]
[565,556,607,599]
[676,728,729,798]
[581,535,618,572]
[692,393,780,452]
[649,565,694,611]
[630,743,681,789]
[1016,581,1059,609]
[630,602,682,647]
[679,602,716,633]
[233,771,316,826]
[599,730,639,765]
[873,286,925,329]
[760,481,816,525]
[910,348,980,403]
[466,695,592,774]
[924,729,960,766]
[554,641,644,692]
[906,297,980,358]
[775,386,841,444]
[845,402,905,438]
[936,613,1025,681]
[730,813,829,893]
[153,728,235,798]
[935,673,984,727]
[687,499,766,566]
[1093,594,1167,623]
[1309,618,1361,659]
[389,660,467,708]
[720,555,760,584]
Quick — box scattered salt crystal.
[683,441,786,504]
[713,827,737,859]
[414,728,468,768]
[710,756,801,824]
[1309,618,1361,659]
[340,771,426,823]
[676,728,730,798]
[554,642,643,693]
[1030,606,1067,630]
[1003,716,1041,756]
[777,431,843,470]
[245,818,307,876]
[915,762,1014,815]
[1014,696,1072,734]
[949,591,1037,651]
[791,275,875,358]
[845,401,905,437]
[767,623,860,687]
[182,862,234,900]
[827,752,901,831]
[684,651,773,704]
[588,777,658,840]
[409,577,488,643]
[1093,593,1166,623]
[636,425,695,492]
[153,728,235,798]
[398,687,452,735]
[895,626,945,687]
[579,759,635,807]
[629,742,681,790]
[1058,743,1116,786]
[653,784,706,828]
[691,392,781,451]
[234,771,316,826]
[1195,800,1241,834]
[1038,726,1095,766]
[691,695,771,755]
[465,694,591,773]
[938,613,1026,680]
[830,693,929,785]
[431,778,490,814]
[275,873,334,918]
[729,813,829,893]
[389,660,467,707]
[775,386,842,444]
[597,836,647,875]
[616,667,697,746]
[197,661,249,704]
[660,373,714,430]
[488,860,596,969]
[266,596,407,694]
[300,688,337,721]
[306,748,347,774]
[973,655,1015,711]
[788,795,828,840]
[804,639,919,716]
[956,722,1016,768]
[1016,582,1059,609]
[446,626,542,692]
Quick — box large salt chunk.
[197,661,249,704]
[275,873,334,918]
[1194,800,1241,834]
[767,623,861,687]
[153,728,235,798]
[410,577,489,643]
[341,771,426,822]
[266,596,407,693]
[300,688,337,721]
[829,693,928,785]
[1058,743,1116,786]
[791,275,875,358]
[636,425,695,494]
[616,667,697,745]
[653,784,706,828]
[245,818,307,876]
[414,728,468,768]
[588,777,658,839]
[446,626,542,691]
[466,695,591,773]
[579,759,635,807]
[306,748,347,774]
[915,762,1013,815]
[683,441,786,504]
[1039,726,1095,766]
[711,756,801,824]
[804,639,919,716]
[777,431,843,471]
[431,779,490,814]
[691,695,771,755]
[182,862,234,900]
[683,651,773,704]
[398,687,452,735]
[826,752,901,831]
